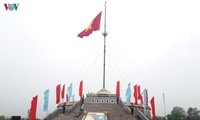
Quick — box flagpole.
[97,2,110,94]
[163,93,167,119]
[102,2,108,89]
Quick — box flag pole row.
[29,80,83,120]
[116,81,157,120]
[30,80,156,120]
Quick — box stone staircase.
[44,93,150,120]
[50,103,138,120]
[84,103,138,120]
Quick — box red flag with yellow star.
[78,11,102,38]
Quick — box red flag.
[137,85,143,104]
[56,84,61,104]
[133,85,138,105]
[116,81,120,97]
[146,89,149,105]
[150,97,156,120]
[61,84,65,99]
[78,11,102,38]
[30,95,38,120]
[79,80,83,99]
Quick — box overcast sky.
[0,0,200,119]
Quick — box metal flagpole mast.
[102,2,108,89]
[163,93,167,119]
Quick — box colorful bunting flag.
[133,84,138,105]
[142,88,147,112]
[146,89,149,105]
[125,83,131,105]
[61,84,65,99]
[30,95,38,120]
[116,81,120,97]
[79,80,83,100]
[137,85,143,104]
[150,96,156,120]
[67,83,72,104]
[71,94,74,102]
[56,84,61,104]
[43,89,49,112]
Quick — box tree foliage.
[186,107,200,120]
[166,106,200,120]
[0,116,8,120]
[169,106,186,120]
[156,116,166,120]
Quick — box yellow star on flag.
[85,21,93,32]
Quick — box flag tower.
[97,2,111,94]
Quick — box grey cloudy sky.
[0,0,200,119]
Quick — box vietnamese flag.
[78,11,102,38]
[30,95,38,120]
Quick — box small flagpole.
[163,93,167,119]
[102,1,108,89]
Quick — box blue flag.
[71,94,74,102]
[43,89,49,112]
[142,88,147,112]
[125,83,131,105]
[67,83,72,104]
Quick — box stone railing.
[43,108,62,120]
[133,108,149,120]
[43,101,81,120]
[119,98,131,114]
[67,101,81,113]
[119,98,149,120]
